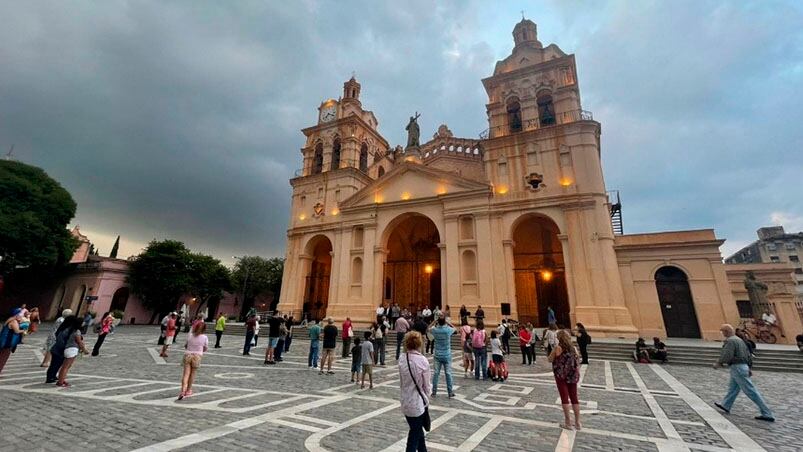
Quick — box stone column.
[502,239,518,321]
[438,243,447,310]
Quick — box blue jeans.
[275,338,284,360]
[376,337,386,365]
[243,331,254,355]
[432,355,454,395]
[473,347,487,379]
[396,331,405,360]
[722,364,773,418]
[308,341,320,368]
[405,413,428,452]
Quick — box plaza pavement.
[0,326,799,452]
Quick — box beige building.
[277,20,748,340]
[725,226,803,300]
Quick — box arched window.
[378,166,385,178]
[537,92,556,126]
[461,250,477,282]
[330,138,341,170]
[351,257,363,284]
[359,143,369,172]
[312,142,323,174]
[507,97,522,133]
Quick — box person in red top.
[159,313,178,358]
[91,312,115,356]
[341,317,353,358]
[519,325,533,365]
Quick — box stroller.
[488,360,509,382]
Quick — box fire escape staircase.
[608,190,623,235]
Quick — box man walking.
[214,312,226,348]
[308,320,321,368]
[264,312,283,365]
[341,317,353,358]
[713,324,774,422]
[394,314,410,360]
[320,317,338,375]
[243,314,256,356]
[429,314,456,398]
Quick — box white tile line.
[604,360,614,391]
[378,410,459,452]
[266,418,322,432]
[304,402,401,451]
[554,428,576,452]
[32,349,45,363]
[650,364,766,452]
[626,362,686,448]
[457,416,504,451]
[146,347,167,365]
[285,414,339,427]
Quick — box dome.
[512,18,541,48]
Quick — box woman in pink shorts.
[178,321,208,400]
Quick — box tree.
[109,235,120,258]
[127,240,194,322]
[231,256,285,317]
[0,160,79,275]
[188,253,231,319]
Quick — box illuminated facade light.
[401,192,411,201]
[541,270,553,281]
[559,177,572,187]
[424,264,434,274]
[496,185,509,194]
[299,214,306,220]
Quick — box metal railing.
[294,158,370,178]
[479,109,594,139]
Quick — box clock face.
[320,106,336,123]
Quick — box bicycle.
[738,319,777,344]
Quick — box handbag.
[348,326,354,338]
[406,353,431,432]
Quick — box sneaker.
[755,416,775,422]
[714,402,730,414]
[448,392,455,398]
[319,371,324,375]
[45,379,57,384]
[178,392,185,400]
[431,392,437,397]
[56,381,71,388]
[264,360,270,365]
[326,371,335,375]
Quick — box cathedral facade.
[277,20,742,340]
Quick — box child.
[350,337,362,383]
[463,330,475,377]
[360,331,374,389]
[490,330,507,381]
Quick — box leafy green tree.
[127,240,194,322]
[0,160,79,275]
[188,253,231,319]
[231,256,284,317]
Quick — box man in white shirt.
[376,304,386,324]
[422,307,432,322]
[761,311,777,326]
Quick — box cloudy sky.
[2,0,802,266]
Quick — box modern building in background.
[725,226,803,301]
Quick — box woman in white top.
[399,331,431,452]
[178,321,209,400]
[543,323,559,355]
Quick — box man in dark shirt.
[475,306,485,321]
[320,317,338,375]
[243,315,256,356]
[264,312,284,365]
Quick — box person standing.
[350,337,362,383]
[57,317,90,387]
[459,305,469,325]
[429,315,456,398]
[374,319,387,366]
[547,306,557,326]
[498,319,511,355]
[376,303,386,325]
[443,305,451,323]
[91,312,114,356]
[243,314,256,356]
[214,312,226,348]
[549,330,582,430]
[361,331,375,389]
[284,316,295,353]
[28,307,41,334]
[575,323,591,365]
[341,317,353,358]
[320,318,338,375]
[543,324,558,355]
[489,330,506,381]
[462,330,475,377]
[265,312,283,364]
[41,309,72,367]
[713,324,774,422]
[519,325,533,365]
[81,311,93,335]
[421,306,432,325]
[390,303,401,329]
[472,320,488,380]
[308,320,321,368]
[399,332,431,452]
[395,315,410,361]
[474,305,485,321]
[527,322,538,364]
[274,317,287,362]
[0,309,26,375]
[173,314,184,343]
[252,316,260,348]
[159,313,177,358]
[178,321,208,400]
[158,312,170,345]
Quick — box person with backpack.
[498,319,511,355]
[575,323,591,365]
[549,330,582,430]
[472,319,488,380]
[0,308,26,375]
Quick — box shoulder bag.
[406,353,431,431]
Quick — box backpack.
[471,330,486,348]
[0,324,22,350]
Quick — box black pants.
[215,330,222,347]
[405,413,428,452]
[426,338,433,354]
[284,335,292,352]
[243,331,254,355]
[521,345,532,364]
[579,344,589,364]
[342,337,351,358]
[502,335,510,354]
[46,353,64,382]
[275,338,284,360]
[91,333,107,356]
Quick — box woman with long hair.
[399,331,431,452]
[56,315,89,387]
[178,321,209,400]
[41,309,72,367]
[471,319,488,380]
[548,330,581,430]
[91,311,114,356]
[575,323,591,365]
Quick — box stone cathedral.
[277,19,743,340]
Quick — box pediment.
[340,162,490,208]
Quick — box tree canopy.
[0,160,79,275]
[188,252,231,318]
[231,256,284,314]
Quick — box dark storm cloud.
[1,1,801,262]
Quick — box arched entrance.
[655,266,701,338]
[512,215,570,327]
[303,236,332,322]
[383,214,441,312]
[110,287,130,313]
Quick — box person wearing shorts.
[320,318,338,375]
[178,322,208,400]
[360,331,374,389]
[160,313,177,358]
